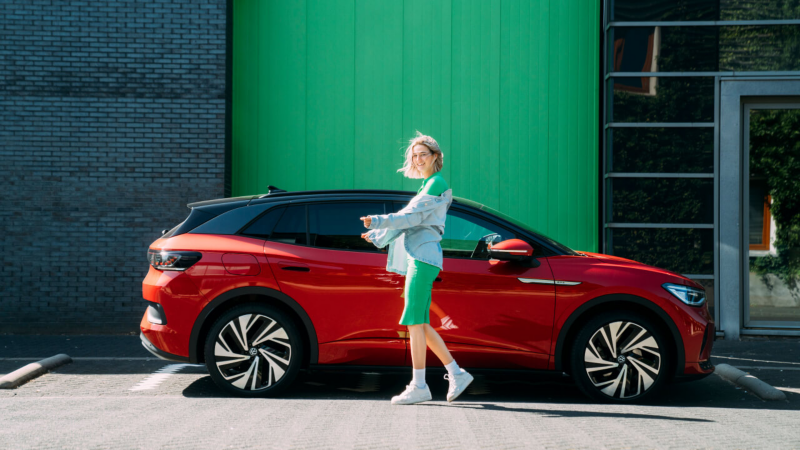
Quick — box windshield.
[476,203,578,256]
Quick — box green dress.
[399,172,449,326]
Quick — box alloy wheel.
[583,320,661,399]
[214,313,292,391]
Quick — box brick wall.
[0,0,228,333]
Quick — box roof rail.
[258,185,287,198]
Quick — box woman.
[360,132,473,405]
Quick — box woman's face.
[412,144,436,177]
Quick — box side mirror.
[488,239,534,261]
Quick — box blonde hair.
[397,131,444,178]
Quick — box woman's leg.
[423,323,454,366]
[408,324,427,369]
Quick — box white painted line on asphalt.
[776,387,800,395]
[734,365,800,371]
[715,355,800,366]
[0,357,159,361]
[129,364,195,391]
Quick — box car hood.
[576,251,703,289]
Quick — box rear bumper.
[140,332,190,363]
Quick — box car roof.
[183,188,575,257]
[188,188,482,209]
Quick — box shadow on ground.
[179,367,799,412]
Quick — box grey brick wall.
[0,0,228,334]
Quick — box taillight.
[148,249,202,271]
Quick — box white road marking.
[0,357,160,361]
[734,366,800,371]
[129,364,197,391]
[715,355,800,366]
[776,387,800,394]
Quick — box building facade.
[603,0,800,338]
[2,0,798,337]
[0,0,228,333]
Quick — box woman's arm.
[364,227,402,249]
[367,208,434,230]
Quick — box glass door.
[743,103,800,329]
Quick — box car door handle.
[277,261,310,272]
[434,277,442,282]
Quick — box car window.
[309,202,385,252]
[269,205,307,245]
[442,209,518,259]
[239,206,285,239]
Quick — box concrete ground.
[1,335,799,449]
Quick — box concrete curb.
[0,354,73,389]
[715,363,787,401]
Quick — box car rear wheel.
[569,311,670,403]
[204,303,303,397]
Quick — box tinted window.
[611,178,714,224]
[613,27,719,73]
[309,202,386,251]
[610,127,714,173]
[720,25,800,72]
[270,205,307,245]
[613,0,718,21]
[613,0,800,21]
[442,210,519,259]
[611,77,714,123]
[240,207,285,239]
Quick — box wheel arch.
[554,294,685,378]
[189,286,318,366]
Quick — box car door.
[399,205,556,370]
[253,201,407,366]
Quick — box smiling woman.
[359,131,474,406]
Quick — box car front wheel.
[204,303,303,397]
[569,311,670,403]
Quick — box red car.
[141,188,714,403]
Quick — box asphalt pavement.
[1,335,798,449]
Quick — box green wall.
[232,0,600,251]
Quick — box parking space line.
[715,355,800,366]
[129,364,196,391]
[0,357,159,361]
[734,365,800,371]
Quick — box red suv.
[141,187,714,403]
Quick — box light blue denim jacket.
[366,189,453,275]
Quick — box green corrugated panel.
[233,0,599,252]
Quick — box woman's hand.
[360,216,372,228]
[361,232,372,243]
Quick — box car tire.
[204,303,303,397]
[569,310,671,403]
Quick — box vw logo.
[617,355,626,364]
[249,347,258,356]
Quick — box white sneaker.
[444,369,474,402]
[391,383,432,405]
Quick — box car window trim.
[240,196,566,256]
[247,199,389,253]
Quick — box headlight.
[662,283,706,307]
